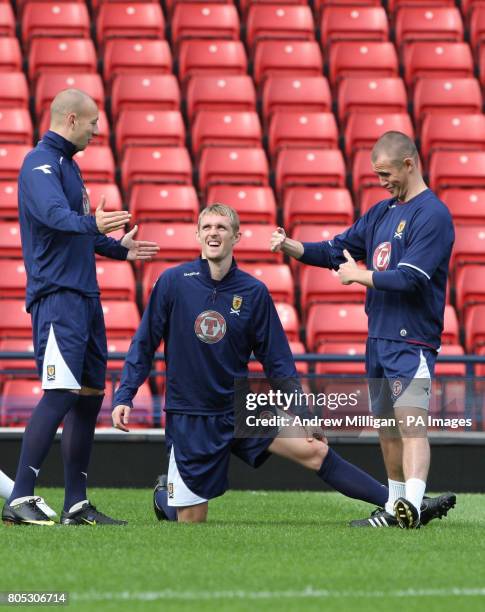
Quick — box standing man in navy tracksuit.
[2,89,159,526]
[271,131,456,529]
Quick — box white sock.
[0,470,14,499]
[69,499,89,513]
[385,479,406,514]
[405,478,426,517]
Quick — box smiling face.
[372,155,415,202]
[197,212,241,263]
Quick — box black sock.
[61,394,103,511]
[8,390,78,502]
[317,448,388,507]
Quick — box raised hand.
[270,227,287,252]
[95,196,131,234]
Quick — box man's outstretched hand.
[95,196,131,234]
[121,225,160,261]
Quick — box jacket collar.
[40,130,78,159]
[197,256,238,283]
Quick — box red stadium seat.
[421,114,485,163]
[464,304,485,351]
[463,0,485,20]
[103,39,172,84]
[0,379,43,427]
[0,221,21,257]
[0,300,31,339]
[249,340,309,374]
[99,381,153,427]
[206,185,276,224]
[92,0,161,14]
[315,0,382,15]
[74,146,115,183]
[253,40,323,85]
[0,2,14,36]
[291,223,347,280]
[246,5,314,49]
[0,109,32,145]
[0,260,26,298]
[96,261,136,301]
[85,182,122,212]
[0,339,36,381]
[28,38,97,82]
[102,300,140,339]
[0,181,18,219]
[268,112,338,159]
[141,261,179,304]
[403,42,474,88]
[22,3,90,48]
[115,110,185,154]
[274,302,299,341]
[283,187,354,230]
[320,7,388,50]
[413,78,482,127]
[452,226,485,272]
[338,77,407,124]
[240,0,308,18]
[275,149,346,197]
[236,224,283,262]
[137,222,199,260]
[306,303,368,350]
[130,184,199,222]
[316,342,366,375]
[0,38,22,72]
[359,185,392,214]
[238,263,294,303]
[441,189,485,225]
[121,146,192,194]
[388,0,456,16]
[429,151,485,194]
[442,304,459,344]
[262,76,331,123]
[186,75,256,123]
[352,149,380,197]
[111,75,180,121]
[328,41,398,86]
[470,7,485,53]
[455,265,485,322]
[172,4,239,47]
[178,40,247,84]
[39,109,110,147]
[344,112,414,160]
[96,3,165,46]
[395,7,464,50]
[35,73,105,119]
[300,266,366,315]
[198,147,269,193]
[191,111,262,156]
[434,344,466,377]
[0,145,30,181]
[0,74,29,109]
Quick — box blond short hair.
[198,204,240,233]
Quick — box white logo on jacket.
[33,164,52,174]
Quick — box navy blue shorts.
[31,290,107,391]
[165,412,273,504]
[366,338,437,415]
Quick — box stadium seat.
[0,379,43,427]
[387,0,456,16]
[121,146,192,194]
[142,261,179,304]
[246,5,314,49]
[344,112,414,160]
[96,3,165,47]
[455,265,485,323]
[442,304,459,344]
[85,182,122,212]
[137,222,199,260]
[0,73,29,109]
[96,261,136,301]
[0,300,31,339]
[328,41,398,86]
[92,0,162,14]
[316,342,366,375]
[0,145,31,181]
[403,42,474,88]
[434,344,466,377]
[99,381,153,428]
[465,304,485,351]
[172,4,240,47]
[306,303,368,350]
[337,77,407,124]
[275,149,346,197]
[186,75,256,123]
[0,260,26,298]
[22,3,90,48]
[74,146,115,183]
[253,41,323,85]
[462,0,485,20]
[102,300,140,339]
[28,38,97,82]
[0,109,33,145]
[429,151,485,194]
[413,78,482,127]
[359,185,391,214]
[421,114,485,164]
[0,339,37,382]
[238,263,294,303]
[103,39,172,84]
[111,75,180,121]
[283,187,354,230]
[178,40,247,84]
[291,223,347,280]
[0,2,14,36]
[441,189,485,225]
[35,73,105,119]
[273,302,299,341]
[206,185,276,224]
[0,38,22,72]
[236,224,283,262]
[470,7,485,53]
[395,7,464,50]
[0,222,22,258]
[320,7,389,49]
[262,76,331,122]
[268,112,338,159]
[352,149,381,197]
[198,147,269,193]
[249,340,309,374]
[300,266,366,316]
[130,184,199,222]
[0,181,18,219]
[191,111,262,156]
[452,226,485,272]
[240,0,309,18]
[39,108,110,146]
[115,110,185,154]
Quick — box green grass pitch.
[1,489,485,612]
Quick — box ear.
[195,229,202,245]
[232,231,242,245]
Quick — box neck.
[402,177,428,203]
[204,256,232,281]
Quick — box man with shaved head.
[2,89,159,526]
[270,131,456,529]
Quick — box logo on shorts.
[373,242,392,271]
[46,365,56,381]
[167,482,174,499]
[230,295,243,316]
[392,380,403,397]
[194,310,226,344]
[394,220,406,240]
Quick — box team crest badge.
[394,220,406,239]
[392,380,403,397]
[81,186,91,215]
[372,241,392,271]
[168,482,174,499]
[194,310,227,344]
[231,295,243,316]
[46,365,56,381]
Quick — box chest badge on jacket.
[373,241,392,271]
[194,310,227,343]
[230,295,243,316]
[394,219,406,240]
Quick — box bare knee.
[79,386,105,396]
[176,503,208,523]
[305,440,329,470]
